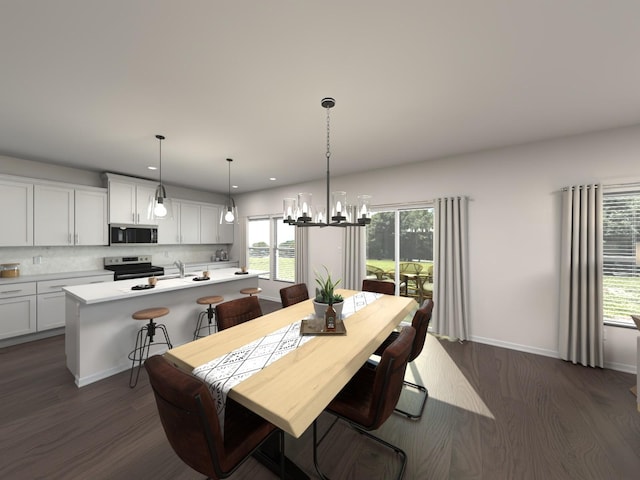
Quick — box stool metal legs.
[128,319,172,388]
[193,305,217,340]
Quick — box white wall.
[237,124,640,373]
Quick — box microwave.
[109,225,158,245]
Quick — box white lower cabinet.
[36,274,113,331]
[0,282,37,340]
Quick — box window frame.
[246,215,295,283]
[602,187,640,329]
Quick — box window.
[247,216,295,282]
[365,206,434,302]
[603,190,640,328]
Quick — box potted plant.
[313,266,345,319]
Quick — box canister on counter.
[0,263,20,278]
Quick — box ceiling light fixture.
[221,158,238,224]
[283,97,371,227]
[149,134,173,220]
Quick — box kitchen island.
[64,268,265,387]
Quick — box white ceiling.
[2,1,640,194]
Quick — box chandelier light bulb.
[224,209,235,223]
[153,202,167,217]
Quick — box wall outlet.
[164,251,169,258]
[33,255,42,265]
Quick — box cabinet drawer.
[0,282,37,299]
[37,275,112,294]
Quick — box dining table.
[163,288,415,477]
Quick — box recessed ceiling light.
[232,185,238,189]
[269,177,276,181]
[147,166,157,170]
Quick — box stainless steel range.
[104,255,164,281]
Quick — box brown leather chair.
[144,355,284,479]
[279,283,309,308]
[374,298,434,419]
[313,326,416,480]
[362,279,395,295]
[215,296,263,331]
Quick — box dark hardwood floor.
[1,299,639,479]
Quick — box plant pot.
[313,300,344,319]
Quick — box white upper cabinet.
[179,201,201,244]
[34,184,108,246]
[0,178,33,247]
[106,174,158,225]
[75,189,108,245]
[200,204,219,244]
[158,200,181,244]
[34,184,74,246]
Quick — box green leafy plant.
[314,266,344,304]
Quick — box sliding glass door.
[366,206,434,302]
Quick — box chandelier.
[283,97,371,227]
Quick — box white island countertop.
[64,268,265,305]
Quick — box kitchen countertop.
[0,269,112,286]
[64,267,265,305]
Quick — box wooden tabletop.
[164,289,416,437]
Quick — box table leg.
[253,432,309,480]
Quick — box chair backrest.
[362,279,395,295]
[216,296,263,331]
[144,355,229,478]
[399,262,423,274]
[408,299,434,362]
[279,283,309,308]
[365,264,386,280]
[369,326,416,429]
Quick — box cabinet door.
[0,295,36,340]
[34,184,74,246]
[158,200,181,244]
[109,180,136,224]
[75,189,108,245]
[200,204,219,244]
[0,179,33,246]
[180,203,201,244]
[136,185,157,225]
[37,292,65,330]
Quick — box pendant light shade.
[148,134,174,221]
[221,158,238,224]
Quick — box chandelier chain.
[326,104,331,161]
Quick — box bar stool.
[194,295,224,340]
[240,287,262,297]
[128,307,172,388]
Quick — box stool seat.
[132,307,170,321]
[193,295,224,340]
[240,287,262,296]
[197,295,224,306]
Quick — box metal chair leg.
[395,380,429,419]
[128,320,172,388]
[313,415,406,480]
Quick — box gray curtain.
[559,184,603,368]
[295,227,308,285]
[432,196,470,341]
[342,225,365,290]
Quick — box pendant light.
[283,97,371,227]
[221,158,238,224]
[149,134,173,220]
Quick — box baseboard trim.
[469,335,637,375]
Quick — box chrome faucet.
[174,260,185,278]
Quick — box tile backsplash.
[0,244,229,276]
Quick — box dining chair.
[374,298,434,419]
[144,355,285,479]
[279,283,309,307]
[313,326,416,480]
[361,278,396,295]
[215,296,263,330]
